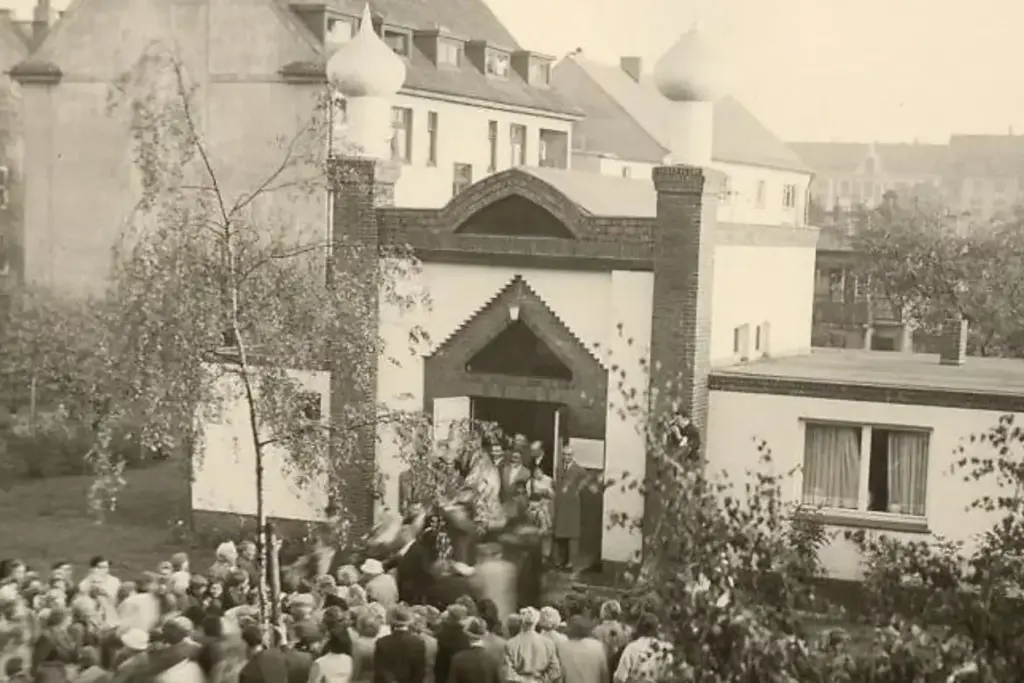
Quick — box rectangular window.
[756,180,766,207]
[802,422,929,516]
[782,183,797,208]
[828,269,845,303]
[438,38,462,66]
[621,166,632,179]
[427,111,438,167]
[486,50,510,77]
[510,124,526,166]
[390,107,412,163]
[383,30,410,56]
[732,324,750,359]
[326,17,356,44]
[757,321,771,354]
[487,121,498,172]
[529,59,551,85]
[538,128,568,169]
[452,163,473,196]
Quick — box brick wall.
[644,165,722,541]
[328,157,399,540]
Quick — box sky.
[9,0,1024,144]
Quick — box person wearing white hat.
[361,559,398,608]
[208,542,238,583]
[112,628,151,675]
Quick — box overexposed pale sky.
[10,0,1024,143]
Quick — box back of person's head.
[538,606,562,631]
[324,631,352,656]
[3,657,23,678]
[78,646,101,669]
[599,599,622,622]
[505,613,523,636]
[635,612,659,638]
[444,604,468,625]
[454,595,477,616]
[476,599,500,633]
[355,611,381,638]
[170,553,189,571]
[201,614,223,639]
[565,615,593,640]
[241,623,265,649]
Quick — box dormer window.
[326,17,356,44]
[486,50,510,77]
[529,60,551,85]
[384,29,410,57]
[438,38,462,67]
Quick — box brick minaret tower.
[326,5,405,539]
[644,22,726,545]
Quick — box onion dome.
[653,23,727,102]
[326,4,406,98]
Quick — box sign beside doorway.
[568,437,605,470]
[433,396,471,448]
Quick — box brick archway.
[424,275,607,439]
[437,169,588,238]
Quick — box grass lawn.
[0,461,214,578]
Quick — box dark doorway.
[466,320,573,381]
[472,397,559,475]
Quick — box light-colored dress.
[308,653,353,683]
[463,451,506,534]
[526,474,555,535]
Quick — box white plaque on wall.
[569,438,605,470]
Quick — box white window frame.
[756,180,767,207]
[783,183,797,208]
[798,419,932,523]
[509,124,527,166]
[426,111,438,167]
[732,323,750,361]
[487,120,498,172]
[390,107,413,164]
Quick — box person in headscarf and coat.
[208,543,239,584]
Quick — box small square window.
[486,50,510,77]
[384,30,410,57]
[438,39,462,67]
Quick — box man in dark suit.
[447,618,502,683]
[373,605,427,683]
[239,623,289,683]
[390,517,435,606]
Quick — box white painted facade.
[710,242,816,366]
[572,152,812,228]
[376,261,653,563]
[706,389,1015,581]
[371,92,575,209]
[191,364,331,522]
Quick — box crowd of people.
[0,418,698,682]
[0,539,672,683]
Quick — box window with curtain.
[870,429,929,516]
[802,422,930,517]
[802,423,861,509]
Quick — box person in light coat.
[359,561,398,609]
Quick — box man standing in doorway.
[553,444,586,573]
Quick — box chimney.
[31,0,53,45]
[938,317,968,366]
[620,56,642,82]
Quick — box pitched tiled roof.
[788,141,949,176]
[552,55,811,174]
[327,0,519,49]
[279,1,580,117]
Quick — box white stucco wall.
[706,389,1015,580]
[386,93,574,209]
[192,364,331,521]
[710,243,816,366]
[377,261,654,563]
[572,153,812,228]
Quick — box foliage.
[848,193,1024,356]
[2,41,429,626]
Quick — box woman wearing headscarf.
[208,543,239,584]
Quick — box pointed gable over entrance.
[424,275,608,439]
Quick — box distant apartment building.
[551,55,814,229]
[790,141,947,212]
[11,0,581,293]
[946,134,1024,220]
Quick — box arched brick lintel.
[423,277,608,440]
[437,169,589,238]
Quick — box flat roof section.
[709,348,1024,413]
